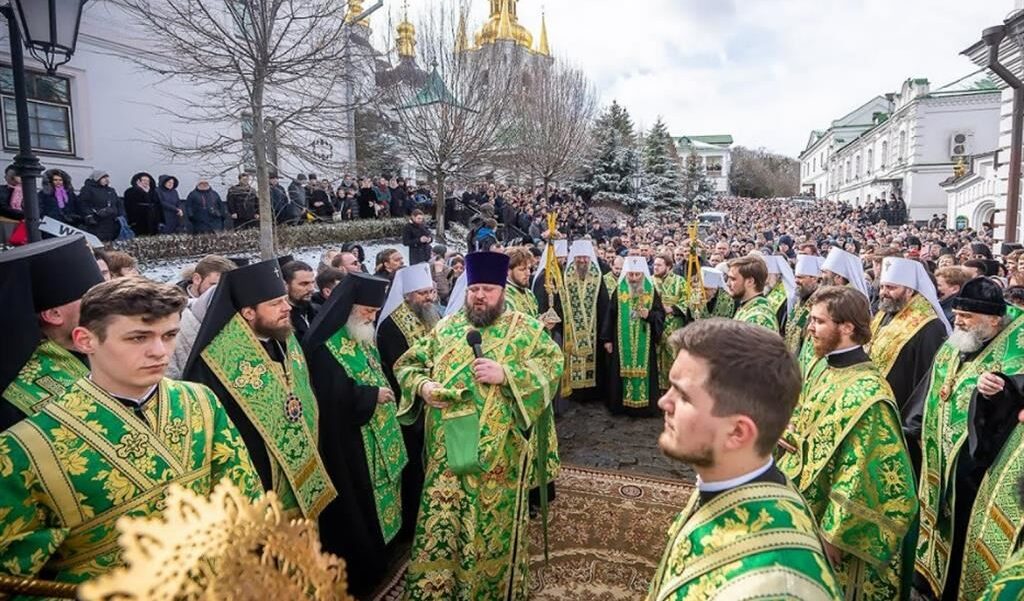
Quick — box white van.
[697,212,729,227]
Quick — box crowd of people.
[2,189,1024,600]
[0,167,436,243]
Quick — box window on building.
[881,141,888,168]
[855,155,861,179]
[812,157,817,172]
[866,149,873,174]
[0,66,74,155]
[706,156,723,176]
[899,131,907,161]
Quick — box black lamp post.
[1,0,87,243]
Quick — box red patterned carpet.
[374,465,694,600]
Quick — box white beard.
[346,314,376,344]
[947,327,986,354]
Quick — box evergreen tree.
[641,117,682,211]
[680,150,716,214]
[577,101,639,205]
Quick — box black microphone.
[466,329,483,359]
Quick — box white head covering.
[880,257,952,333]
[619,256,652,282]
[444,272,468,317]
[701,267,725,289]
[765,255,797,312]
[795,255,825,277]
[377,263,435,333]
[567,239,598,265]
[822,247,870,299]
[533,239,570,286]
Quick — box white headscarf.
[822,247,870,299]
[880,257,952,333]
[444,272,467,317]
[619,256,652,282]
[795,255,825,277]
[377,263,434,333]
[567,239,598,266]
[701,267,725,289]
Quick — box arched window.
[866,148,873,174]
[881,141,888,168]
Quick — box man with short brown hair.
[779,286,918,600]
[0,276,260,585]
[184,254,235,302]
[935,266,970,324]
[727,255,777,331]
[648,319,841,600]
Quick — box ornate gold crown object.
[79,479,352,601]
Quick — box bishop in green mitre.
[600,256,665,416]
[0,236,103,431]
[778,287,918,601]
[902,278,1024,600]
[0,277,260,585]
[652,254,688,391]
[303,272,407,597]
[726,256,779,331]
[784,255,822,354]
[395,251,563,600]
[183,258,336,521]
[649,318,841,601]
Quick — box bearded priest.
[303,272,406,597]
[182,259,336,521]
[601,256,666,416]
[904,277,1024,600]
[394,251,563,600]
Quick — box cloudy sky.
[393,0,1018,158]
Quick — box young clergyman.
[0,277,260,586]
[648,318,841,600]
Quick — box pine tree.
[680,150,716,214]
[641,117,682,211]
[577,101,639,205]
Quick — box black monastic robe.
[599,288,666,417]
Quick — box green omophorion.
[615,277,655,408]
[733,295,779,332]
[980,547,1024,600]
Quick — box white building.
[947,5,1024,243]
[799,74,1001,221]
[675,135,732,193]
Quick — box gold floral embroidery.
[232,361,266,390]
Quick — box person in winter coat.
[357,177,376,219]
[38,169,80,224]
[226,172,258,227]
[0,165,23,219]
[268,173,290,224]
[77,170,121,242]
[166,283,217,379]
[309,180,334,219]
[123,172,160,236]
[185,177,224,234]
[389,176,408,218]
[287,174,308,222]
[156,175,184,234]
[402,209,433,264]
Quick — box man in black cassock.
[0,236,103,431]
[303,272,406,598]
[375,262,439,542]
[600,256,665,416]
[182,259,336,522]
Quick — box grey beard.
[346,314,376,344]
[628,281,644,296]
[947,327,986,354]
[878,297,907,316]
[467,302,504,328]
[575,265,589,278]
[410,301,440,329]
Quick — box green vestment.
[766,281,788,321]
[325,328,408,543]
[707,288,735,319]
[2,339,88,418]
[395,309,563,600]
[562,263,602,390]
[785,299,811,355]
[980,547,1024,600]
[779,356,918,600]
[199,314,336,520]
[959,423,1024,599]
[0,377,260,584]
[615,277,655,408]
[647,482,842,600]
[733,295,779,331]
[654,272,687,391]
[504,281,539,317]
[603,272,618,299]
[916,310,1024,595]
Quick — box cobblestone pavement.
[554,399,696,484]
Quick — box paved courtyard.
[554,399,695,483]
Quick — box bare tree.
[511,62,597,191]
[117,0,371,258]
[390,1,520,240]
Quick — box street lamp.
[0,0,87,243]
